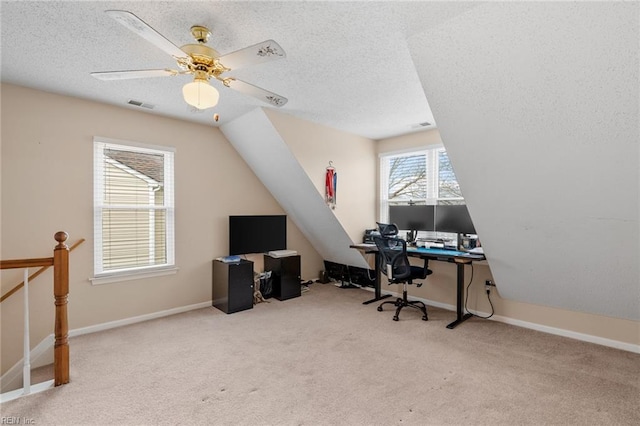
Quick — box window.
[380,145,463,223]
[437,149,463,201]
[93,137,175,281]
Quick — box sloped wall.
[221,108,369,269]
[408,2,639,320]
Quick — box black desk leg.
[363,252,392,305]
[446,262,473,329]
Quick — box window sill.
[90,266,179,285]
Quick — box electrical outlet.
[485,279,495,294]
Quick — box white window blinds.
[94,137,175,277]
[379,146,463,222]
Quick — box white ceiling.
[0,1,481,140]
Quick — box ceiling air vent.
[127,99,155,109]
[411,121,432,129]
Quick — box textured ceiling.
[0,1,481,140]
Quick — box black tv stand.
[212,259,254,314]
[264,254,301,301]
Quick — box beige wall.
[376,129,444,153]
[0,84,322,374]
[377,129,639,348]
[265,109,377,244]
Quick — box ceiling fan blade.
[91,69,181,81]
[105,10,188,60]
[225,79,288,107]
[218,40,286,70]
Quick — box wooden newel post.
[53,231,70,386]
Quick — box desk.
[350,243,485,329]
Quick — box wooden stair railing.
[0,231,72,386]
[1,238,84,303]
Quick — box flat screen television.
[229,215,287,255]
[389,205,435,232]
[434,204,476,234]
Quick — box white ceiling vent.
[127,99,155,109]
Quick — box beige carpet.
[2,283,639,425]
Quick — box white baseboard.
[377,288,640,354]
[69,301,212,337]
[1,379,54,404]
[1,301,212,393]
[487,313,640,354]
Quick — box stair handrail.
[1,238,84,303]
[0,231,71,387]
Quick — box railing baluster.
[23,268,31,395]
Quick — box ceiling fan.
[91,10,288,110]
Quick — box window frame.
[91,137,177,285]
[379,144,464,224]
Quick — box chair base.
[377,285,428,321]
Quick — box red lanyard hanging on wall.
[325,162,337,209]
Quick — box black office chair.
[376,221,399,238]
[373,235,432,321]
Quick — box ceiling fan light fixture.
[94,11,288,110]
[182,78,219,110]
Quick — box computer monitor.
[388,205,435,232]
[434,204,476,235]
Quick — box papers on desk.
[422,242,444,249]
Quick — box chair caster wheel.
[422,316,428,321]
[393,316,399,321]
[377,306,383,312]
